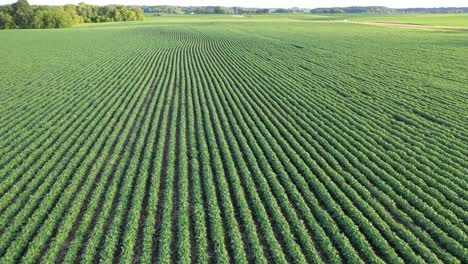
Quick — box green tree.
[76,2,90,22]
[273,8,291,13]
[112,7,123,22]
[116,6,135,21]
[33,7,73,29]
[0,11,15,29]
[12,0,33,28]
[32,9,46,28]
[64,4,84,24]
[77,3,98,23]
[2,1,144,30]
[98,5,115,21]
[48,7,73,28]
[131,7,145,21]
[127,10,137,21]
[214,6,232,14]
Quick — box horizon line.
[1,1,468,9]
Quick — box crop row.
[0,25,466,263]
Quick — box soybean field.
[0,15,467,263]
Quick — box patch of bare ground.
[305,19,468,31]
[350,21,468,31]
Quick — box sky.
[0,0,467,8]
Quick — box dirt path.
[303,19,468,31]
[349,21,468,31]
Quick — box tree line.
[142,5,468,15]
[394,7,468,14]
[309,6,468,14]
[0,0,144,30]
[310,6,394,14]
[142,6,292,15]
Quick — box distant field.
[350,14,468,27]
[0,15,467,263]
[250,13,468,28]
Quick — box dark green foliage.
[255,8,270,14]
[132,7,145,21]
[76,4,144,23]
[273,8,292,13]
[143,5,271,14]
[12,0,33,28]
[0,11,15,29]
[64,4,84,24]
[76,2,98,23]
[33,7,73,29]
[1,0,144,30]
[213,6,232,14]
